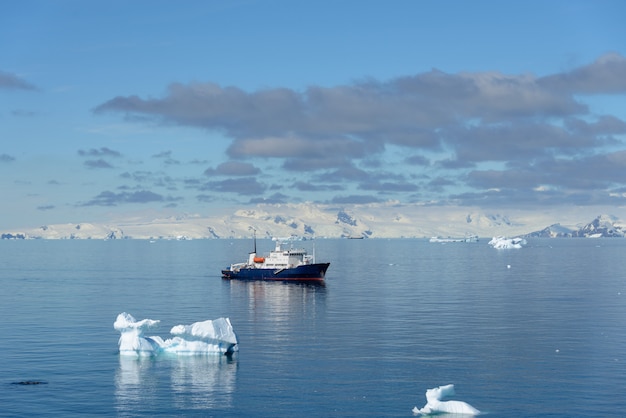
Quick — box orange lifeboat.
[253,257,265,263]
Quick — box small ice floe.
[113,312,238,357]
[412,384,480,415]
[488,236,527,249]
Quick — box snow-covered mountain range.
[524,214,626,238]
[1,203,625,240]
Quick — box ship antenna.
[249,226,257,254]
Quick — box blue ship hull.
[222,262,330,282]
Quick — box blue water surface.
[0,238,625,417]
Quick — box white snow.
[8,203,622,239]
[488,236,527,249]
[412,384,480,415]
[113,312,238,357]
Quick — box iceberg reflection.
[115,355,237,414]
[171,355,237,410]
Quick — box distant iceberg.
[113,312,238,357]
[412,384,480,415]
[488,236,527,249]
[429,234,479,243]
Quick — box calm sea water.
[0,238,625,417]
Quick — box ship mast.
[249,226,257,254]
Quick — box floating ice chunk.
[412,384,480,415]
[170,317,238,345]
[488,236,526,249]
[114,313,238,357]
[114,312,162,356]
[114,311,160,331]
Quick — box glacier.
[4,204,626,240]
[113,312,238,356]
[412,384,480,415]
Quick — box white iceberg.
[114,312,238,357]
[412,384,480,415]
[488,236,527,249]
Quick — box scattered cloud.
[0,71,37,91]
[198,177,266,196]
[152,150,180,165]
[427,176,456,191]
[204,161,261,176]
[249,192,290,204]
[405,155,431,166]
[80,190,179,206]
[84,159,114,169]
[87,53,626,208]
[77,148,122,169]
[330,195,384,204]
[11,110,37,117]
[94,53,626,158]
[292,181,343,192]
[119,171,177,190]
[0,154,16,163]
[120,171,153,182]
[78,147,122,158]
[359,180,419,193]
[538,52,626,95]
[196,194,217,203]
[152,151,172,158]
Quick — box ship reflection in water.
[226,280,327,345]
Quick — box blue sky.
[2,0,626,230]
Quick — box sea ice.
[412,384,480,415]
[488,236,527,249]
[114,312,238,357]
